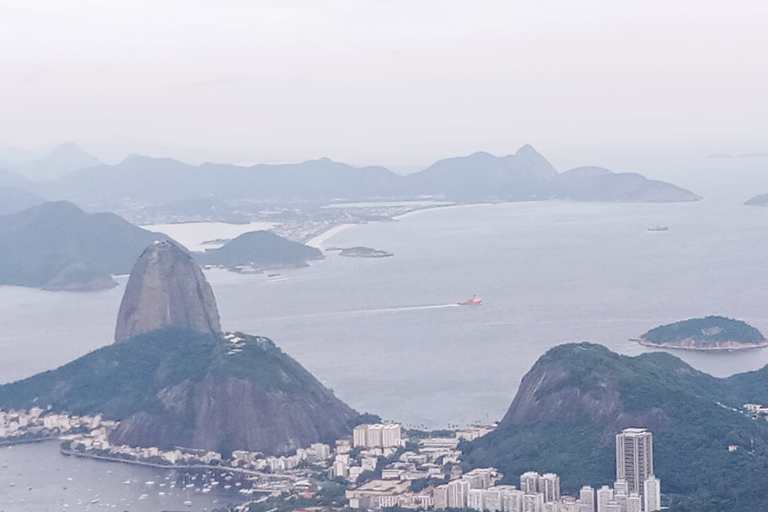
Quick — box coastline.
[60,448,294,482]
[305,223,354,248]
[0,435,57,447]
[634,338,768,352]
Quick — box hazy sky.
[1,0,767,170]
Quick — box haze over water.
[3,201,768,429]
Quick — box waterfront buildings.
[353,423,403,449]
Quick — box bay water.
[2,200,768,507]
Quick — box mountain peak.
[18,143,102,181]
[515,143,539,155]
[114,240,222,342]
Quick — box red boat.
[459,295,482,306]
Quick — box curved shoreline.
[60,449,295,481]
[633,338,768,351]
[305,224,353,248]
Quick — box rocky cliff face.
[104,331,360,454]
[459,344,768,507]
[115,241,221,342]
[500,343,675,432]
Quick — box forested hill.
[0,328,359,456]
[461,343,768,512]
[639,316,766,349]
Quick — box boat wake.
[263,303,461,321]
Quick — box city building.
[615,428,653,499]
[353,424,402,449]
[464,467,498,490]
[522,492,544,512]
[345,479,411,509]
[456,425,497,441]
[579,486,595,512]
[643,477,661,512]
[520,471,540,494]
[501,487,525,512]
[448,478,471,508]
[596,485,613,512]
[627,493,642,512]
[540,473,560,503]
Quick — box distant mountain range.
[0,200,327,291]
[0,201,166,291]
[0,144,699,207]
[0,186,45,216]
[0,142,102,181]
[461,343,768,512]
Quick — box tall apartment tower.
[539,473,560,503]
[615,428,654,498]
[578,485,595,512]
[643,477,661,512]
[520,472,540,494]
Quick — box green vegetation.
[0,200,165,290]
[196,230,322,269]
[461,343,768,512]
[352,412,383,427]
[640,316,765,348]
[0,327,346,432]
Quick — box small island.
[196,230,323,271]
[326,246,393,258]
[635,316,768,351]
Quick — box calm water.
[2,200,768,506]
[0,442,239,512]
[3,201,768,427]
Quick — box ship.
[647,225,669,231]
[458,295,482,306]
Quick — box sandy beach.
[306,223,354,248]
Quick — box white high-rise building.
[352,423,402,448]
[626,494,642,512]
[465,468,498,490]
[502,488,525,512]
[522,492,544,512]
[540,473,560,503]
[449,478,471,508]
[613,480,628,496]
[596,486,614,512]
[579,486,595,512]
[613,491,627,512]
[382,424,402,447]
[468,488,485,511]
[520,472,540,494]
[605,502,620,512]
[486,489,504,512]
[615,428,654,499]
[643,477,661,512]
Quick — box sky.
[1,0,767,174]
